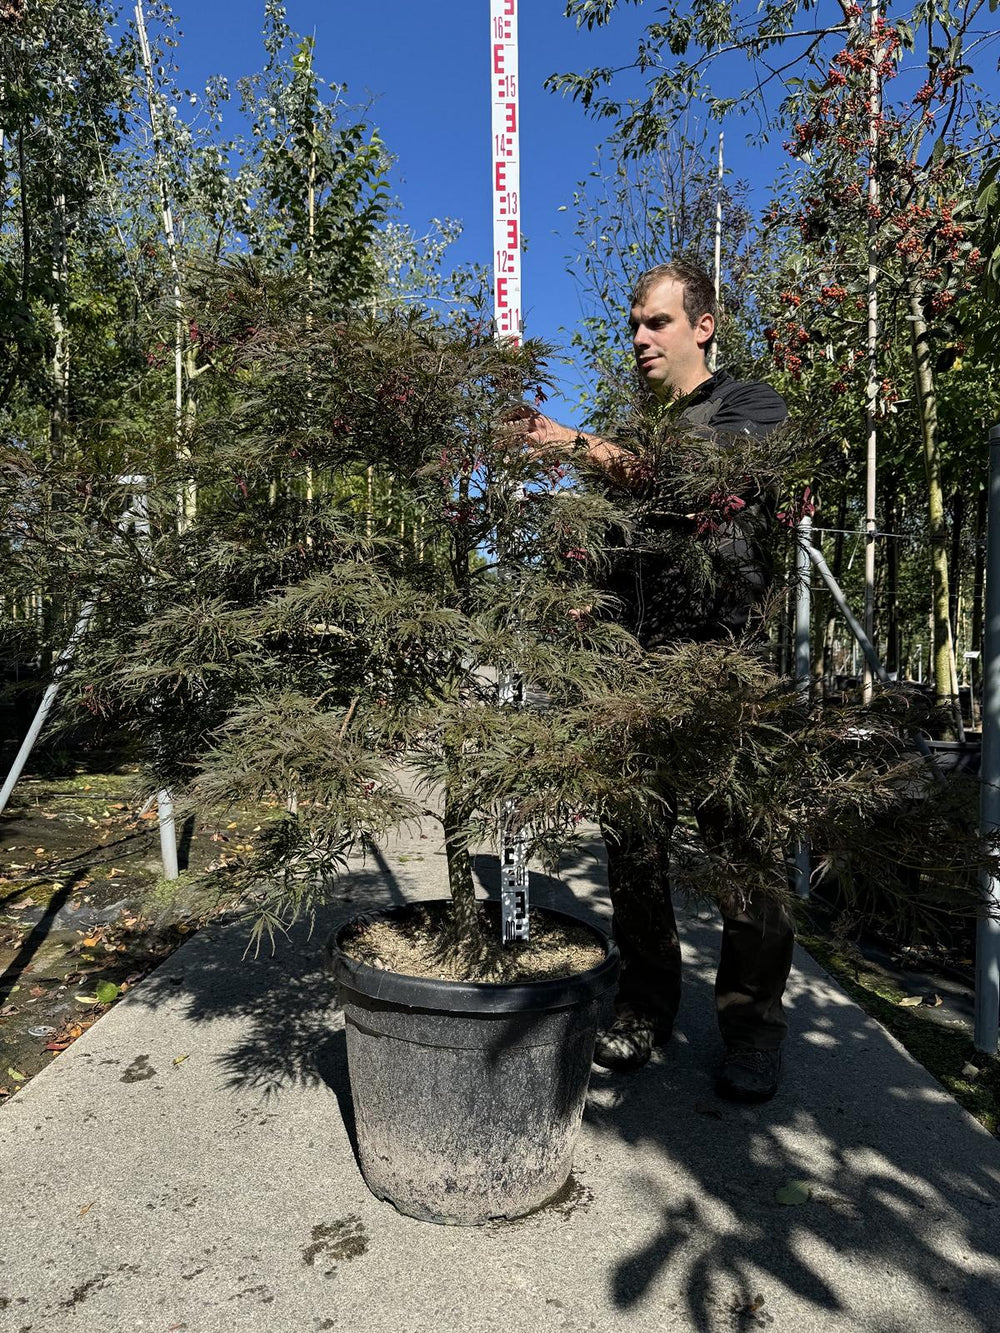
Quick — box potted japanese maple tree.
[62,273,980,1225]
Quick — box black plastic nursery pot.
[327,902,620,1226]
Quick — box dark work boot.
[592,1011,672,1072]
[715,1046,782,1103]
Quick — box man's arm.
[509,406,650,489]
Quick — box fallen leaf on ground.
[775,1179,812,1206]
[74,994,98,1005]
[922,993,943,1007]
[79,1201,96,1216]
[139,811,157,821]
[173,1054,190,1066]
[95,981,118,1005]
[731,1293,766,1315]
[0,1005,16,1016]
[29,985,45,997]
[7,899,32,910]
[898,995,923,1007]
[6,1067,25,1082]
[33,847,45,855]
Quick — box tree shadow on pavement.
[120,827,1000,1331]
[581,902,1000,1331]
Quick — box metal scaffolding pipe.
[975,425,1000,1053]
[119,475,179,883]
[0,602,96,817]
[806,543,889,685]
[793,516,812,898]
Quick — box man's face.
[628,277,714,400]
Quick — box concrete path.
[2,825,999,1333]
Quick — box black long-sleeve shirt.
[605,370,789,649]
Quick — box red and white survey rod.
[491,0,522,346]
[491,0,528,942]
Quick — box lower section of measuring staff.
[500,814,529,944]
[499,667,529,943]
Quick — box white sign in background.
[490,0,521,344]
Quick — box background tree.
[563,124,755,431]
[551,0,1000,714]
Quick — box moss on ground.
[798,931,1000,1136]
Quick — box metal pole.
[806,543,889,684]
[795,516,811,696]
[120,474,179,882]
[793,516,811,897]
[0,601,96,817]
[0,488,136,817]
[708,131,723,376]
[974,424,1000,1054]
[861,0,882,707]
[156,786,179,882]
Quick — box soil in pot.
[337,900,605,982]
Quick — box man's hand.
[503,403,580,456]
[502,403,647,490]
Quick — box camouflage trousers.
[601,799,795,1052]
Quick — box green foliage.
[238,26,390,302]
[0,0,128,407]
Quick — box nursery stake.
[491,0,528,944]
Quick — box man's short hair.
[630,262,717,335]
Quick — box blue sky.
[163,2,999,418]
[164,2,664,416]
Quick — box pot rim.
[327,900,620,1015]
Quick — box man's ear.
[695,311,715,350]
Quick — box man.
[518,261,793,1103]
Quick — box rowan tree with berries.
[759,4,997,715]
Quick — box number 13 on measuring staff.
[491,0,521,344]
